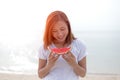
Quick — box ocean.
[0,30,120,75]
[76,30,120,74]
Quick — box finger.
[62,54,69,61]
[50,55,60,63]
[48,52,51,58]
[67,51,75,57]
[50,53,60,60]
[65,52,72,58]
[66,46,72,53]
[63,53,75,61]
[49,51,55,57]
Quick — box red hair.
[43,11,75,49]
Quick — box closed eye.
[60,28,65,31]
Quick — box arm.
[72,57,86,77]
[38,53,60,79]
[62,52,86,77]
[38,59,51,79]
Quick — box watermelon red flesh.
[51,47,71,54]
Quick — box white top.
[38,39,88,80]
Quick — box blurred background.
[0,0,120,75]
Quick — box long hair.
[43,10,75,49]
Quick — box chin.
[56,39,63,42]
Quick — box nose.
[57,31,62,36]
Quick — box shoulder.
[72,38,87,49]
[39,43,54,54]
[38,43,50,59]
[39,43,44,51]
[39,43,47,53]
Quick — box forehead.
[52,21,67,29]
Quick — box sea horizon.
[0,30,120,75]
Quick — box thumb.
[68,51,75,57]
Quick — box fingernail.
[64,54,68,58]
[51,53,54,55]
[54,54,58,57]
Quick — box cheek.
[52,33,57,38]
[65,29,69,36]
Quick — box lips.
[57,35,66,41]
[57,35,64,39]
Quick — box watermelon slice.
[48,47,71,55]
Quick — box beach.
[0,31,120,80]
[0,73,120,80]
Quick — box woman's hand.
[47,52,60,68]
[62,51,77,67]
[38,53,60,79]
[62,52,86,77]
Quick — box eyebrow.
[52,26,66,30]
[52,29,57,31]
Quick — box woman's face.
[52,21,69,44]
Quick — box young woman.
[38,10,87,80]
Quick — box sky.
[0,0,120,48]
